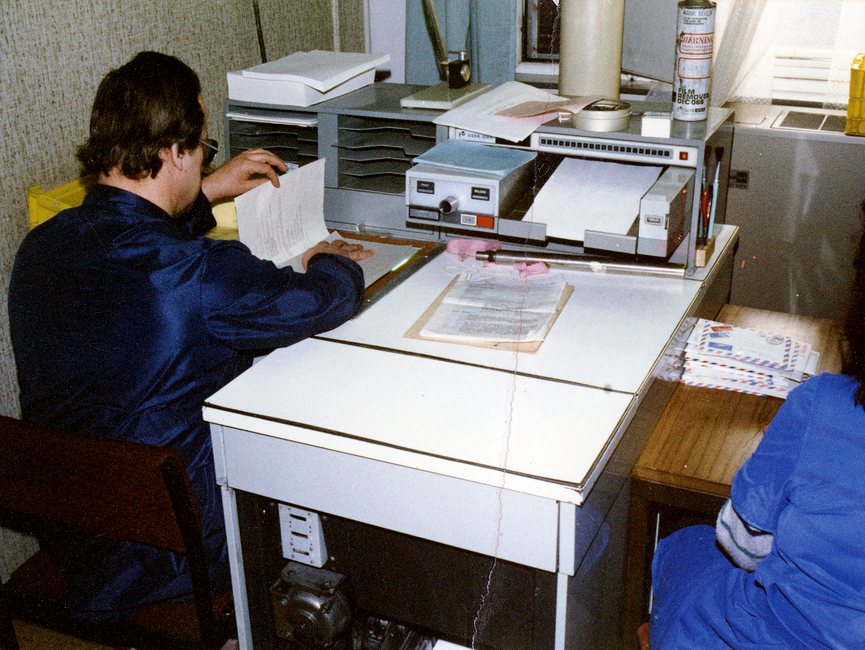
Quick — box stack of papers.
[227,50,389,107]
[433,81,558,144]
[432,81,603,143]
[680,319,820,398]
[234,159,418,288]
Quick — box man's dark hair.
[841,200,865,407]
[77,51,204,180]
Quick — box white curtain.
[711,0,770,106]
[711,0,865,108]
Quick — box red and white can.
[672,0,716,121]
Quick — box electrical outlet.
[278,504,328,568]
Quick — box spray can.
[672,0,716,121]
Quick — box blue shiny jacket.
[8,184,364,620]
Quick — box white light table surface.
[204,225,738,650]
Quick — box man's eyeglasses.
[200,139,219,167]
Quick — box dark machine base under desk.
[234,489,560,650]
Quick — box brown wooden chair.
[0,415,234,649]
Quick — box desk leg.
[624,478,652,650]
[554,572,568,650]
[222,485,253,650]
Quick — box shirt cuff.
[716,498,774,571]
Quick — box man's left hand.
[201,149,289,202]
[302,239,375,270]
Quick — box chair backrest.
[0,414,220,646]
[0,415,199,554]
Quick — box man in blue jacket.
[8,51,371,622]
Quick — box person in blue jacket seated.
[7,51,372,623]
[649,224,865,648]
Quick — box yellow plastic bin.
[27,178,238,239]
[210,200,239,240]
[27,178,89,230]
[846,53,865,136]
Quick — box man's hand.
[302,239,375,270]
[201,149,289,202]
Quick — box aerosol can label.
[673,0,716,121]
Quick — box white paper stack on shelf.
[227,50,390,107]
[680,319,820,398]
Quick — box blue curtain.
[404,0,517,86]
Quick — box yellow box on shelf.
[846,53,865,136]
[27,178,89,230]
[210,200,239,240]
[27,178,239,239]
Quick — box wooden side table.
[623,305,842,643]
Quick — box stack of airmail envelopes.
[680,319,819,399]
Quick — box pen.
[707,146,724,242]
[699,162,709,246]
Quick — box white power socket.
[278,504,328,568]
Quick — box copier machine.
[224,82,733,275]
[406,119,719,266]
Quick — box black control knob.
[439,197,459,215]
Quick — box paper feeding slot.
[529,157,664,253]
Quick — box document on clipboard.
[406,274,572,352]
